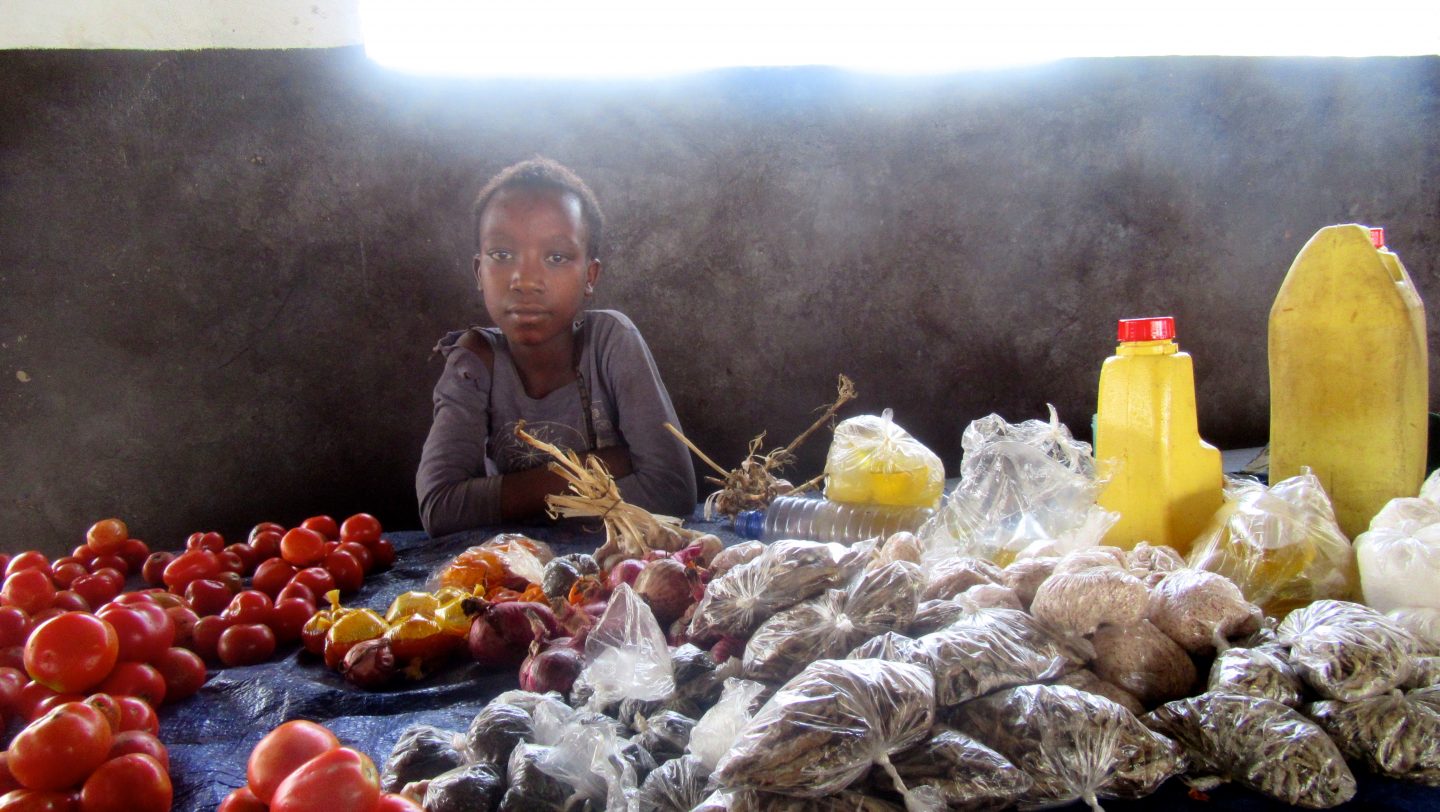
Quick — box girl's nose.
[509,256,544,292]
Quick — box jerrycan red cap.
[1117,317,1175,342]
[1369,227,1386,248]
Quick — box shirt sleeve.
[415,341,504,537]
[593,313,699,519]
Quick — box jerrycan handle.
[1369,227,1386,248]
[1117,317,1175,342]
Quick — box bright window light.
[361,0,1440,78]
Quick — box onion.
[519,644,584,695]
[466,601,558,667]
[673,534,724,569]
[634,558,695,627]
[606,559,646,591]
[710,635,746,664]
[341,637,399,690]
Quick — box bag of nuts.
[1278,599,1419,701]
[1308,691,1440,786]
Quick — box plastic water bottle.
[735,495,934,544]
[1094,316,1223,555]
[1270,225,1428,538]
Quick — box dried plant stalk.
[515,422,694,568]
[667,374,857,521]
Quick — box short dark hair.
[472,157,605,260]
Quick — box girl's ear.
[585,258,602,295]
[473,254,484,290]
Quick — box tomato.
[0,648,25,673]
[78,753,170,812]
[70,546,96,565]
[84,520,128,556]
[81,694,121,733]
[251,559,297,599]
[164,605,199,648]
[66,577,113,613]
[189,615,230,661]
[0,753,18,794]
[151,647,206,702]
[4,554,50,579]
[270,746,378,812]
[367,539,396,572]
[280,529,326,568]
[139,553,173,588]
[117,539,150,573]
[23,614,118,694]
[269,598,315,644]
[8,702,113,790]
[187,532,226,553]
[217,624,276,667]
[218,786,267,812]
[291,568,335,600]
[222,591,274,627]
[300,613,331,656]
[324,551,364,595]
[336,543,375,576]
[50,591,90,613]
[224,543,258,574]
[0,789,79,812]
[96,602,174,663]
[2,572,55,616]
[275,581,316,606]
[184,579,232,617]
[106,730,168,770]
[28,693,83,722]
[245,720,341,804]
[249,530,283,561]
[339,514,383,545]
[115,696,158,735]
[300,516,340,541]
[88,556,128,577]
[48,563,86,591]
[375,794,423,812]
[218,551,245,576]
[0,667,25,714]
[97,662,166,707]
[217,571,245,596]
[135,590,184,610]
[161,550,221,593]
[14,682,58,722]
[0,609,29,649]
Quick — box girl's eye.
[546,253,572,265]
[487,250,512,261]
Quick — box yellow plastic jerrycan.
[1269,224,1428,539]
[1095,316,1224,554]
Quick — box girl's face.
[475,186,600,350]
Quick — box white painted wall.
[3,0,363,49]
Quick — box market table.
[161,505,1440,812]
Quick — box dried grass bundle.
[515,422,694,568]
[667,375,857,520]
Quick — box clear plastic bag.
[580,584,675,711]
[1391,607,1440,655]
[635,755,712,812]
[1054,669,1146,716]
[952,684,1183,812]
[1309,691,1440,785]
[1356,523,1440,613]
[1421,467,1440,505]
[1277,599,1419,701]
[1090,620,1198,707]
[1147,568,1262,655]
[1187,472,1359,620]
[1207,645,1302,707]
[919,408,1115,567]
[743,561,922,683]
[687,540,870,641]
[688,678,768,771]
[381,724,467,793]
[1143,691,1356,808]
[1369,497,1440,535]
[530,700,646,812]
[429,533,554,593]
[1029,566,1149,637]
[916,608,1090,706]
[920,556,1003,601]
[714,659,935,799]
[694,789,902,811]
[825,409,945,509]
[868,729,1031,811]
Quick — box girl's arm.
[593,313,698,518]
[415,341,504,537]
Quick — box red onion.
[672,535,724,568]
[341,637,399,690]
[606,559,646,591]
[519,644,584,695]
[710,635,746,664]
[466,601,558,667]
[634,558,695,627]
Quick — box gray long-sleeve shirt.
[416,310,697,537]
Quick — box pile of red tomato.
[143,514,393,669]
[219,720,418,812]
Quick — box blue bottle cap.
[735,510,765,540]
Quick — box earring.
[585,284,594,294]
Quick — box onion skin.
[634,558,695,628]
[519,645,583,696]
[342,638,399,690]
[466,601,558,667]
[606,559,646,591]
